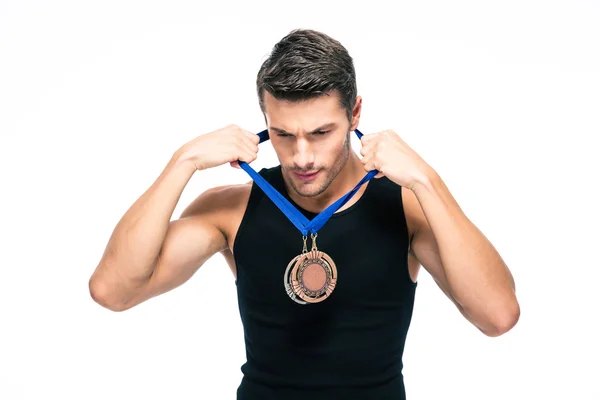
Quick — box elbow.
[482,300,521,337]
[88,277,127,312]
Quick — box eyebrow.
[270,122,337,135]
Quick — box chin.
[295,185,325,198]
[285,169,330,198]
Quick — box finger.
[237,147,258,164]
[362,153,381,173]
[240,128,262,145]
[360,131,378,146]
[360,142,374,157]
[241,136,260,155]
[234,128,259,153]
[361,152,374,168]
[235,139,257,159]
[230,161,241,169]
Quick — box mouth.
[293,170,320,182]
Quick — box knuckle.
[230,124,243,135]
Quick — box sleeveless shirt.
[233,165,417,400]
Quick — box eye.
[277,133,293,138]
[313,130,329,135]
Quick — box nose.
[292,136,315,170]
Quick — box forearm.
[413,169,518,334]
[90,151,196,299]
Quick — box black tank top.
[233,165,417,400]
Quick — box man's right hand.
[178,124,261,171]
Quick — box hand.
[177,124,260,171]
[360,129,432,191]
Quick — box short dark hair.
[256,29,357,122]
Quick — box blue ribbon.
[238,129,377,236]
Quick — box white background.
[1,1,599,399]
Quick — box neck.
[282,151,367,214]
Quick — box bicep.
[410,223,455,302]
[143,215,227,299]
[411,214,479,323]
[127,199,228,308]
[404,187,456,304]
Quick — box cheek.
[273,142,294,159]
[324,140,348,166]
[327,135,347,151]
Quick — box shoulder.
[179,166,278,247]
[179,179,259,254]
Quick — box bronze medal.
[284,233,337,304]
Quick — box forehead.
[263,91,345,129]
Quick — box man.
[89,29,519,399]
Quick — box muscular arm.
[88,144,238,312]
[403,171,520,337]
[122,191,231,311]
[90,185,234,312]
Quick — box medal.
[239,128,377,304]
[284,233,338,304]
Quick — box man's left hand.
[359,129,433,191]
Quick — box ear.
[349,95,362,131]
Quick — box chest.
[234,206,413,307]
